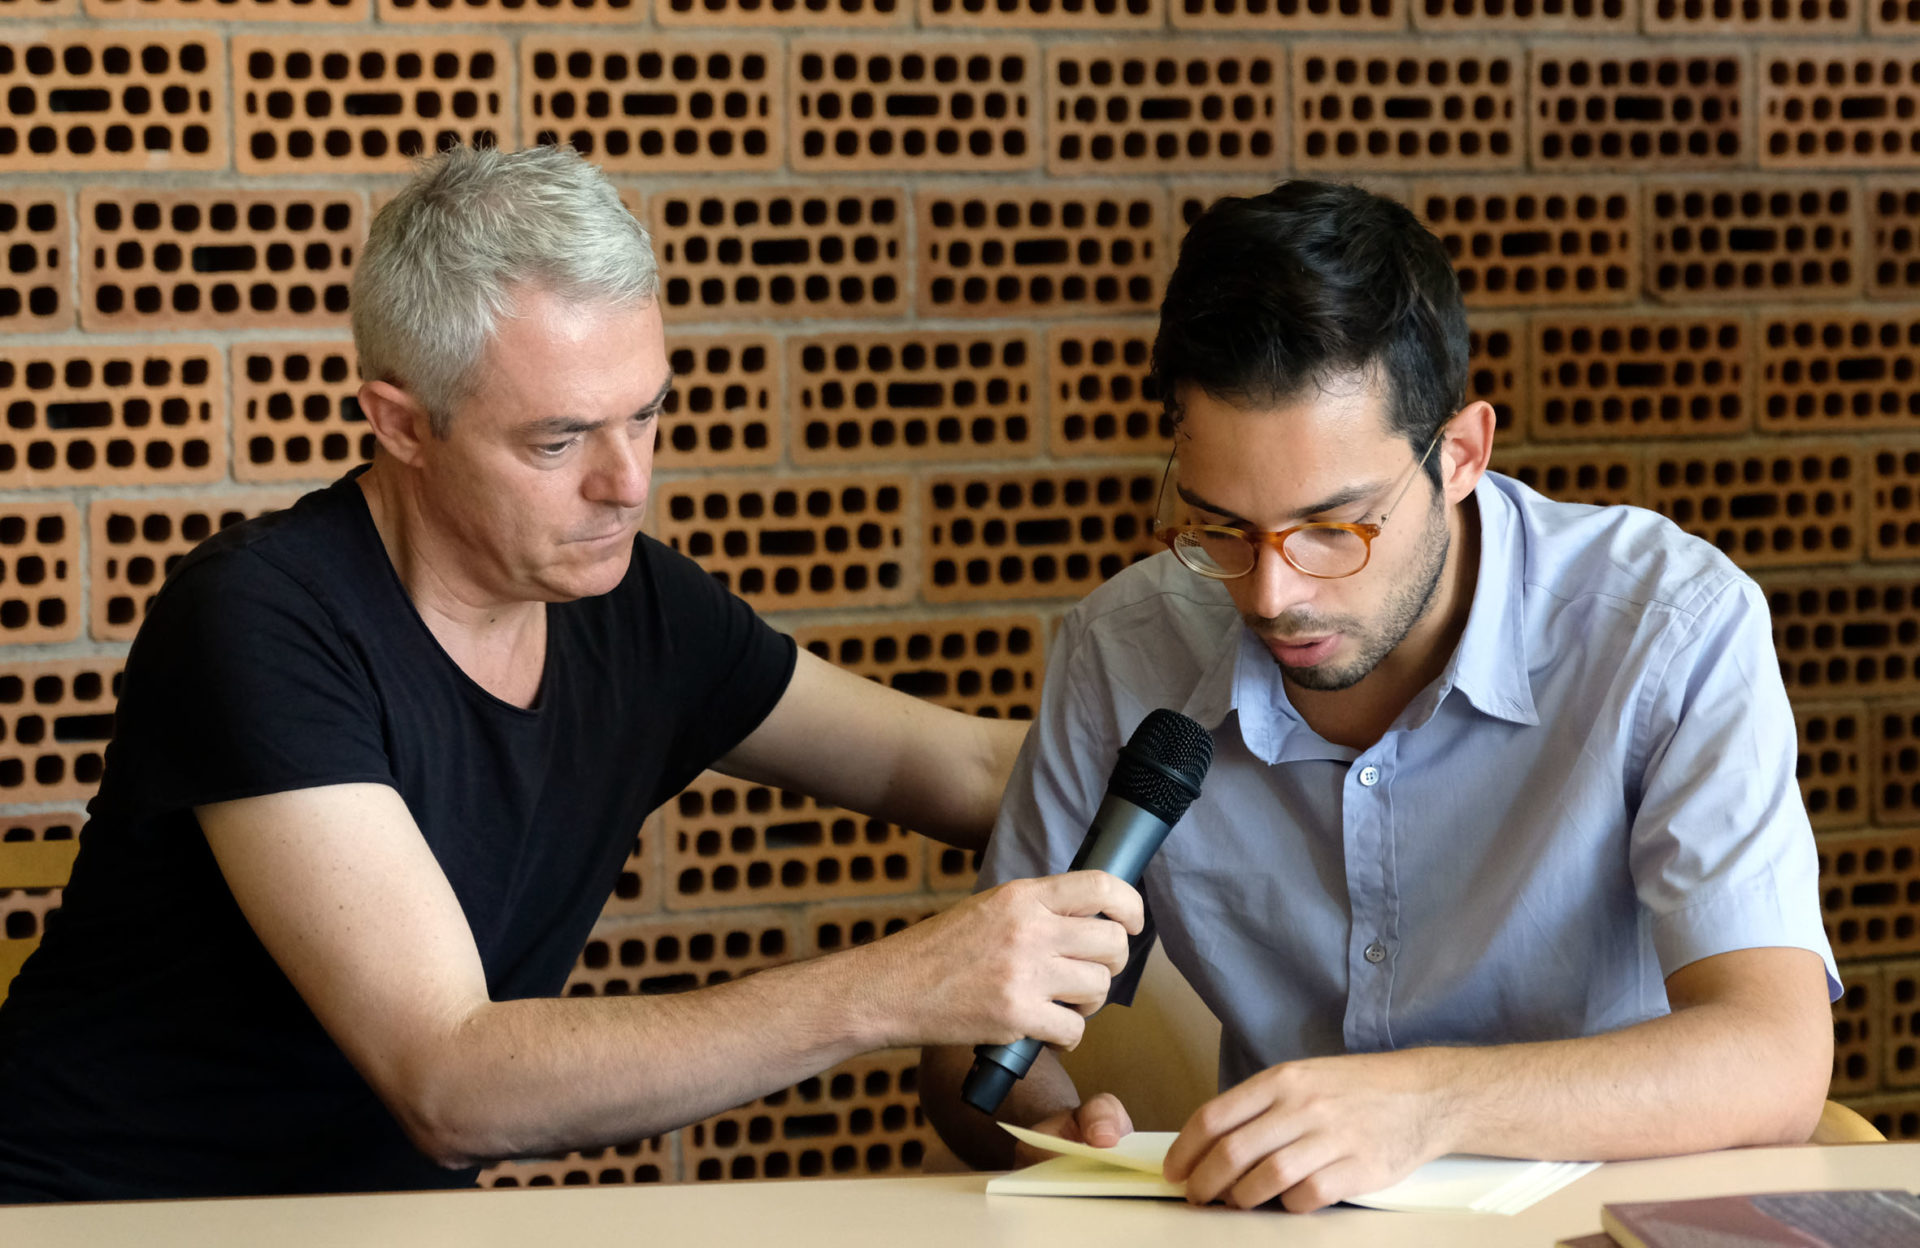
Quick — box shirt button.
[1358,765,1380,787]
[1364,941,1388,964]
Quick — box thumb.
[1075,1092,1134,1149]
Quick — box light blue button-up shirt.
[979,472,1841,1092]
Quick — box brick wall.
[2,0,1918,1185]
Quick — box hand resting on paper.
[1163,1048,1447,1214]
[1013,1091,1136,1169]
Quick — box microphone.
[960,708,1215,1115]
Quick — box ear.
[1437,399,1495,507]
[356,380,436,467]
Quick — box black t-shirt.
[0,468,796,1203]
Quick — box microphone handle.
[960,795,1173,1115]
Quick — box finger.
[1024,1001,1087,1050]
[1037,871,1145,934]
[1039,955,1112,1010]
[1074,1092,1133,1149]
[1046,913,1133,978]
[1164,1081,1273,1182]
[1224,1135,1341,1211]
[1278,1156,1373,1214]
[1179,1111,1307,1206]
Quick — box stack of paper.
[987,1123,1599,1215]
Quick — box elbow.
[373,1028,513,1170]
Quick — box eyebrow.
[515,370,675,439]
[1176,478,1384,527]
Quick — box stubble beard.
[1248,492,1452,693]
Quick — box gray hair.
[351,145,659,436]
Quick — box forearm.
[1426,996,1830,1161]
[920,1043,1081,1170]
[401,947,896,1166]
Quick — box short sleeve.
[110,549,394,817]
[641,538,798,801]
[979,612,1157,1006]
[1628,578,1841,999]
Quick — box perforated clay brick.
[1796,701,1870,828]
[82,189,361,331]
[0,189,68,333]
[929,840,982,891]
[1763,571,1920,694]
[0,31,225,172]
[1847,1091,1920,1139]
[1531,314,1750,440]
[88,0,368,18]
[1833,963,1883,1095]
[788,330,1036,464]
[924,0,1158,25]
[792,39,1037,172]
[663,772,920,910]
[659,0,897,24]
[1170,0,1402,31]
[234,341,367,482]
[1415,180,1638,307]
[650,187,905,322]
[1047,43,1282,176]
[1820,829,1920,960]
[0,502,79,645]
[1294,44,1522,173]
[566,914,793,998]
[1891,959,1920,1087]
[925,469,1160,603]
[652,474,912,609]
[0,343,224,487]
[1760,310,1920,431]
[1868,179,1920,296]
[1645,179,1861,303]
[385,0,641,21]
[1532,45,1743,170]
[1874,701,1920,824]
[1048,320,1169,457]
[918,188,1164,318]
[1650,443,1860,567]
[0,888,59,942]
[1466,313,1529,439]
[1412,0,1634,30]
[1761,49,1920,169]
[1868,441,1920,562]
[90,494,298,640]
[0,659,121,806]
[683,1049,933,1182]
[1489,446,1644,506]
[1,0,77,14]
[599,820,654,917]
[1645,0,1858,32]
[1877,0,1920,30]
[657,333,780,470]
[805,899,943,957]
[0,813,84,890]
[793,614,1046,719]
[480,1137,671,1187]
[525,38,781,173]
[236,37,506,174]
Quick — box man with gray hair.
[0,145,1140,1203]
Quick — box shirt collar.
[1180,473,1539,763]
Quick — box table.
[3,1142,1916,1247]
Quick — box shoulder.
[1053,552,1241,700]
[1491,473,1752,624]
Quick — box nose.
[584,424,651,511]
[1245,540,1316,621]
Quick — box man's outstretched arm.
[198,783,1140,1170]
[1163,944,1833,1211]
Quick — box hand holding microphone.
[962,708,1214,1114]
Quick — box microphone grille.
[1111,709,1214,825]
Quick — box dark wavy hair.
[1151,181,1469,484]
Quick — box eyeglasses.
[1155,434,1442,581]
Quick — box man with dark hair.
[921,180,1838,1210]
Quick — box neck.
[358,458,548,707]
[1287,493,1482,751]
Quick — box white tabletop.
[3,1142,1915,1248]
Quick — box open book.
[986,1123,1599,1215]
